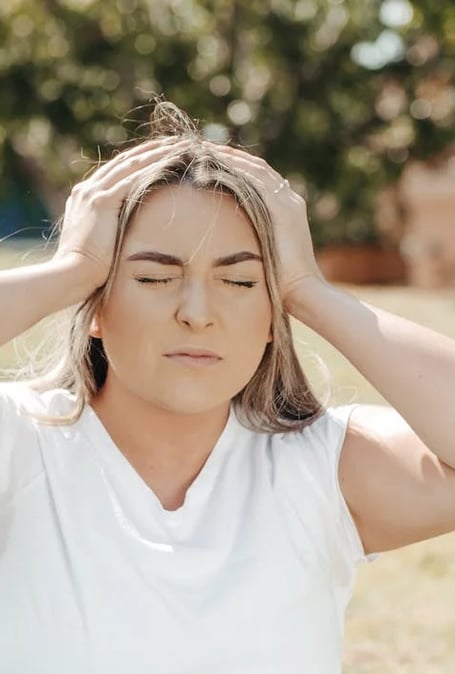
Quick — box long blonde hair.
[15,102,324,432]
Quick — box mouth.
[164,348,222,368]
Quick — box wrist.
[284,274,337,328]
[46,255,103,306]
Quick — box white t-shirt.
[0,383,367,674]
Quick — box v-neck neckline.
[79,403,238,522]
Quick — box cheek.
[231,298,272,370]
[101,284,167,333]
[240,294,272,339]
[97,290,157,365]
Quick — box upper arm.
[339,404,455,554]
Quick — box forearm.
[289,278,455,469]
[0,139,185,351]
[0,256,96,348]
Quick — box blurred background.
[0,0,454,286]
[0,1,454,672]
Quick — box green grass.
[2,244,455,672]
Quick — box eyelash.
[224,280,257,288]
[135,277,257,289]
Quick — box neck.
[90,376,231,474]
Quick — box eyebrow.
[126,250,263,267]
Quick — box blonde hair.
[15,102,324,433]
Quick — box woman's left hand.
[206,143,324,311]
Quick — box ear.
[89,313,103,339]
[267,325,273,343]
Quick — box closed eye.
[135,277,257,288]
[135,277,174,285]
[222,280,258,288]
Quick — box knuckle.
[128,156,141,168]
[71,182,85,196]
[87,192,106,208]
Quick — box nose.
[175,278,215,330]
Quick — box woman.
[1,102,454,674]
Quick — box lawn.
[2,242,455,673]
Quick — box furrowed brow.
[126,250,263,267]
[126,251,184,266]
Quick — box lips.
[164,347,221,359]
[163,347,222,368]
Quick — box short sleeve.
[0,383,14,420]
[324,406,369,561]
[285,404,380,628]
[306,405,378,567]
[0,382,27,429]
[0,382,46,498]
[270,404,379,622]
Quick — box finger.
[208,143,284,184]
[214,152,279,188]
[94,156,186,203]
[97,139,191,190]
[205,141,276,169]
[84,140,191,192]
[216,153,301,206]
[87,136,183,183]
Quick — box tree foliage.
[0,0,453,244]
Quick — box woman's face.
[93,184,272,415]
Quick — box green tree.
[0,0,453,244]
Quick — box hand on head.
[54,131,322,313]
[203,142,324,311]
[54,137,190,291]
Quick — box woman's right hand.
[53,137,187,290]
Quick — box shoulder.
[339,404,414,472]
[266,404,359,489]
[265,404,362,523]
[277,404,358,460]
[338,404,413,503]
[266,405,370,566]
[0,382,77,421]
[0,384,81,496]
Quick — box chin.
[150,392,231,417]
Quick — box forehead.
[123,184,260,258]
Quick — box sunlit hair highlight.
[12,101,325,432]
